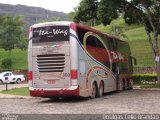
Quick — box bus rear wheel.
[0,80,3,84]
[90,82,97,99]
[98,81,104,97]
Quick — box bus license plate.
[47,80,56,84]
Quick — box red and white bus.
[28,22,135,98]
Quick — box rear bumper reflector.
[30,86,79,97]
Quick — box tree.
[0,15,3,26]
[74,0,98,26]
[68,11,76,21]
[97,0,160,85]
[97,0,120,26]
[0,15,4,47]
[123,0,160,85]
[0,15,26,56]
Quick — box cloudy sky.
[0,0,81,13]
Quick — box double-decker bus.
[28,21,135,98]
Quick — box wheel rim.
[17,79,21,84]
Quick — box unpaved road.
[0,89,160,114]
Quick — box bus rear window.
[32,26,69,43]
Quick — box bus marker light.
[71,70,77,79]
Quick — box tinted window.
[77,27,87,45]
[32,26,69,43]
[108,38,118,51]
[101,35,110,50]
[86,36,104,48]
[77,27,111,68]
[4,73,9,76]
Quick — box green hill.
[0,3,68,30]
[124,27,154,67]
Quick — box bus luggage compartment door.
[32,47,71,88]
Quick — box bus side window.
[109,38,118,51]
[112,62,120,75]
[77,27,88,45]
[86,35,104,48]
[113,39,118,50]
[86,36,97,47]
[101,35,109,49]
[130,56,133,67]
[107,38,112,50]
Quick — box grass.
[0,87,29,96]
[0,49,27,70]
[124,26,160,67]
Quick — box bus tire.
[0,80,3,84]
[126,78,130,90]
[122,79,126,90]
[98,81,104,97]
[129,79,133,90]
[90,82,97,99]
[118,79,123,91]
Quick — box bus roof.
[31,21,128,44]
[74,23,128,44]
[31,21,71,28]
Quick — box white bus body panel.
[77,43,117,97]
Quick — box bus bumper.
[29,86,79,97]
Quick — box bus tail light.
[71,70,78,86]
[71,70,78,79]
[28,71,33,81]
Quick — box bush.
[132,74,157,85]
[1,58,13,69]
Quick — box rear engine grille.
[37,54,65,72]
